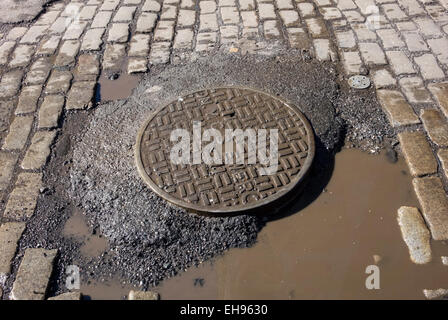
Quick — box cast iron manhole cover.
[136,87,315,213]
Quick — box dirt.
[9,49,400,297]
[156,148,448,300]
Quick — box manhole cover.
[348,75,371,89]
[135,87,315,213]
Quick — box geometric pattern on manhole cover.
[135,87,315,213]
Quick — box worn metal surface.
[348,75,371,89]
[135,87,315,213]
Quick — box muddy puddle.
[154,148,448,300]
[63,209,108,258]
[96,72,141,102]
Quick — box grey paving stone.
[136,12,158,32]
[25,57,51,85]
[91,11,113,28]
[128,290,159,300]
[423,289,448,300]
[376,90,420,126]
[420,109,448,147]
[63,20,88,40]
[38,95,64,129]
[414,54,445,80]
[427,38,448,66]
[66,81,96,110]
[398,131,437,177]
[11,248,57,300]
[128,57,148,74]
[6,27,27,41]
[0,42,16,65]
[155,20,175,42]
[35,10,60,26]
[150,41,171,64]
[3,173,42,220]
[397,206,432,264]
[49,17,69,35]
[403,32,429,52]
[103,43,126,70]
[196,32,217,52]
[16,85,42,115]
[258,3,276,20]
[0,71,23,99]
[386,51,415,75]
[399,77,433,104]
[200,1,216,13]
[55,40,80,67]
[75,54,100,79]
[9,45,34,68]
[100,0,120,11]
[297,2,315,17]
[221,7,240,25]
[359,43,387,65]
[335,30,356,49]
[108,23,130,43]
[21,131,57,170]
[81,28,105,51]
[79,5,97,20]
[341,51,363,74]
[429,82,448,119]
[20,26,48,44]
[48,292,81,300]
[36,36,61,56]
[305,18,328,38]
[161,4,177,20]
[174,29,194,49]
[199,13,218,31]
[143,0,162,12]
[372,69,396,88]
[113,6,137,22]
[413,176,448,241]
[0,222,26,281]
[2,115,33,151]
[0,152,18,192]
[129,34,151,56]
[279,10,300,27]
[45,70,73,95]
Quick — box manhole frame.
[135,86,316,214]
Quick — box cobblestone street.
[1,0,448,300]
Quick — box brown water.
[97,72,141,102]
[63,209,108,258]
[155,148,448,300]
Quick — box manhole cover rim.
[135,86,315,214]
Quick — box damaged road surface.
[12,51,404,298]
[2,0,448,301]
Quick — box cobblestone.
[26,58,51,85]
[386,51,415,75]
[10,45,34,68]
[11,248,57,300]
[359,43,387,65]
[0,222,26,281]
[399,77,433,104]
[113,6,137,22]
[16,85,42,115]
[377,90,420,127]
[37,36,61,56]
[21,131,57,170]
[82,28,106,51]
[4,173,42,220]
[38,96,64,129]
[45,70,73,95]
[429,82,448,119]
[413,176,448,241]
[91,11,113,28]
[397,206,432,264]
[0,152,18,192]
[2,116,33,151]
[398,131,437,177]
[108,23,130,43]
[414,54,445,80]
[136,12,158,32]
[421,109,448,147]
[55,40,80,67]
[66,81,96,110]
